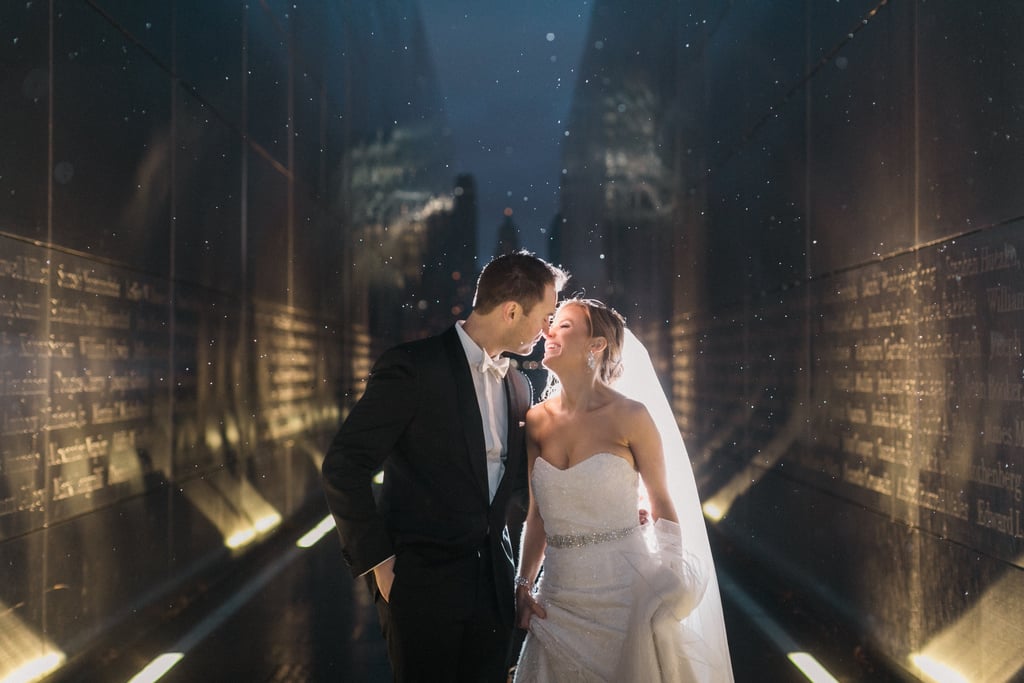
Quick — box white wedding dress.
[514,452,732,682]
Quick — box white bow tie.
[479,354,510,380]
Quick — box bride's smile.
[541,304,589,369]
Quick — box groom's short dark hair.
[473,250,567,314]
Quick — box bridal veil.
[615,328,735,682]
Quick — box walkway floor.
[55,507,904,682]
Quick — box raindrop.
[54,161,74,184]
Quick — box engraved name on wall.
[811,231,1024,560]
[1,235,341,539]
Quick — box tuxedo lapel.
[442,326,490,504]
[494,370,530,502]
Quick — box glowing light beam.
[1,652,64,683]
[910,654,969,683]
[297,515,336,548]
[788,652,839,683]
[126,653,184,683]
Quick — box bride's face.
[542,304,590,371]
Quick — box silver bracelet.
[514,575,534,592]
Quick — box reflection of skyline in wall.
[338,0,471,352]
[558,0,683,371]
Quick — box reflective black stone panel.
[917,2,1024,241]
[247,154,290,305]
[173,90,243,293]
[807,2,916,274]
[245,6,290,164]
[52,0,173,276]
[0,1,49,238]
[0,2,450,678]
[174,0,243,128]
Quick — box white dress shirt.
[455,321,508,502]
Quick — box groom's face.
[510,283,557,355]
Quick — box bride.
[513,298,734,682]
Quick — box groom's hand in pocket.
[373,556,396,603]
[515,586,547,629]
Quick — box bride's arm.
[629,401,679,524]
[516,409,548,628]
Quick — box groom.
[322,251,566,681]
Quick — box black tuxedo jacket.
[321,325,532,626]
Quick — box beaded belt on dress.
[545,525,638,549]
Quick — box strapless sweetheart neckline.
[535,451,633,472]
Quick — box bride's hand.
[515,586,547,629]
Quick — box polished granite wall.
[0,1,449,678]
[672,2,1024,681]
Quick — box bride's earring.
[586,350,596,370]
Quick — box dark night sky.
[418,0,593,261]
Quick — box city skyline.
[418,0,593,261]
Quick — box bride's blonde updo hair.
[559,297,626,384]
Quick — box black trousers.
[376,548,512,683]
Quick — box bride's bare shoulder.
[605,389,646,414]
[604,392,654,430]
[527,396,559,424]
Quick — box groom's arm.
[322,346,416,577]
